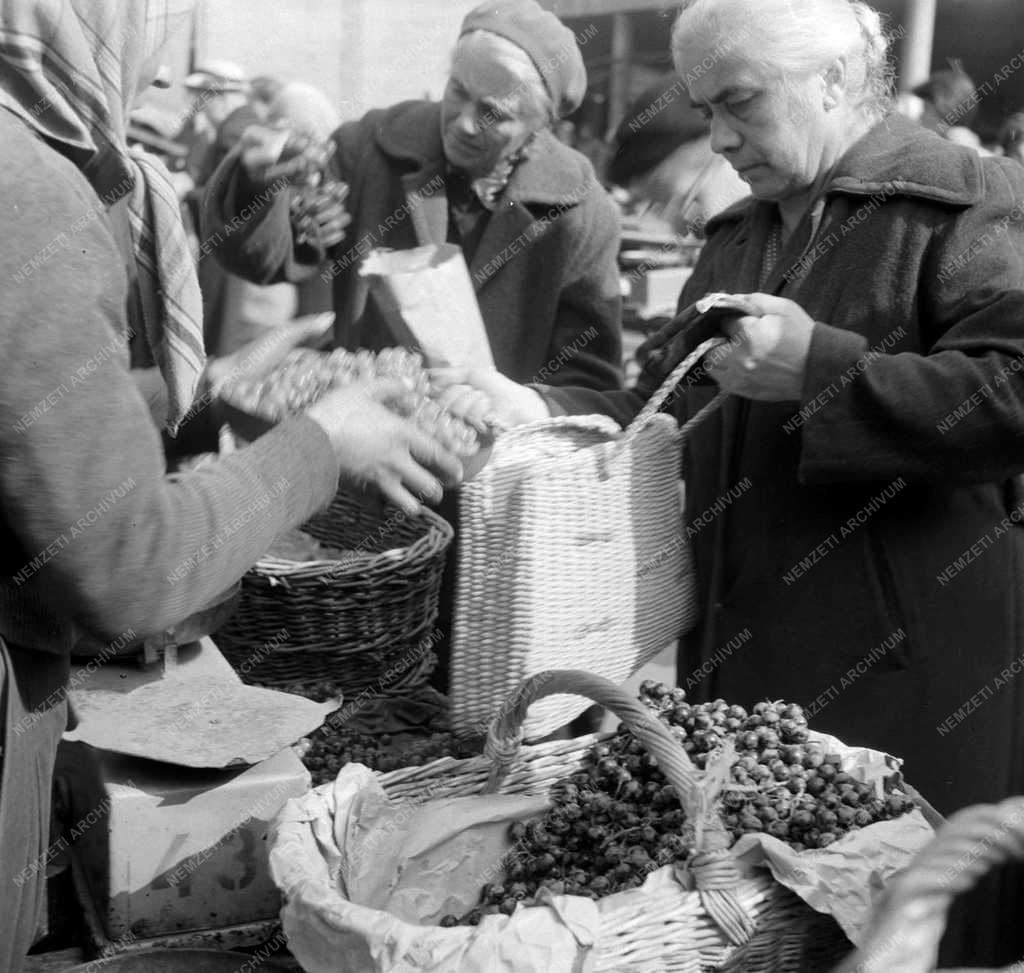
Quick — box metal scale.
[54,614,310,957]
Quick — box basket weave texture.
[451,338,727,739]
[270,670,855,973]
[215,489,453,692]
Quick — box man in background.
[912,63,985,150]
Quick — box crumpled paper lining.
[728,731,935,946]
[271,765,600,973]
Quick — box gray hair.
[453,30,555,129]
[671,0,894,122]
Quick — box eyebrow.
[690,86,756,108]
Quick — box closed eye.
[726,94,757,117]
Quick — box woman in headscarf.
[439,0,1024,963]
[0,4,461,967]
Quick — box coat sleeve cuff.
[797,321,872,480]
[801,321,871,403]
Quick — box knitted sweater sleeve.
[0,127,341,648]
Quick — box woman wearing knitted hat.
[437,0,1024,962]
[204,0,625,691]
[204,0,622,395]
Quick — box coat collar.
[373,99,593,208]
[705,113,985,236]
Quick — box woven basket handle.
[832,797,1024,973]
[482,669,760,946]
[619,336,730,449]
[482,669,698,802]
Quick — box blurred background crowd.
[130,0,1024,367]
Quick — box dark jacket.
[202,100,623,390]
[544,114,1024,819]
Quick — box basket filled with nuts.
[269,670,936,973]
[214,346,489,690]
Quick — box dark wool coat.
[545,114,1024,963]
[546,113,1024,812]
[203,100,623,390]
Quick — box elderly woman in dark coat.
[203,0,624,691]
[444,0,1024,963]
[202,0,623,393]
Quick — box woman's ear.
[822,57,848,111]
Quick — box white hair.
[671,0,894,121]
[454,30,555,128]
[268,82,339,141]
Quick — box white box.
[58,742,309,940]
[55,638,309,941]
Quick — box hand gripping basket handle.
[481,669,759,946]
[619,336,730,449]
[832,796,1024,973]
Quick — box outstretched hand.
[430,367,550,428]
[306,378,464,515]
[205,312,335,396]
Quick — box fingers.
[376,478,427,518]
[292,312,336,348]
[428,367,472,389]
[391,453,445,505]
[361,376,416,406]
[721,315,759,341]
[404,428,463,488]
[435,385,492,431]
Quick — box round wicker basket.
[215,489,453,692]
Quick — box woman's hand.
[205,312,334,395]
[430,367,551,428]
[307,378,464,515]
[290,182,350,249]
[238,124,332,188]
[703,293,815,401]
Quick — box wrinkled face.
[441,41,544,177]
[681,44,833,203]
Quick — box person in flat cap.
[203,0,624,692]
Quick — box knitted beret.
[460,0,587,118]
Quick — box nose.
[455,103,478,137]
[709,112,742,156]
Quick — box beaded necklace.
[759,219,784,290]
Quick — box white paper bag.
[360,244,495,369]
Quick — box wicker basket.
[832,797,1024,973]
[215,489,453,691]
[270,670,856,973]
[451,335,728,739]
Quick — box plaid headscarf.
[0,0,205,432]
